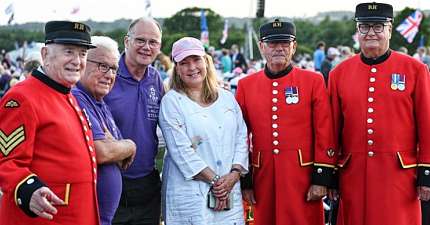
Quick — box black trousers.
[112,169,161,225]
[423,200,430,225]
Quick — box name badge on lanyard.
[285,86,299,104]
[391,73,406,91]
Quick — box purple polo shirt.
[104,53,164,179]
[72,82,123,225]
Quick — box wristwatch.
[230,168,244,177]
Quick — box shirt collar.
[360,50,391,65]
[75,82,104,104]
[264,63,293,79]
[118,52,151,81]
[32,67,71,94]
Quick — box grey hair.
[90,36,120,58]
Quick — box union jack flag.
[396,10,423,43]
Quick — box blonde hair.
[170,54,219,104]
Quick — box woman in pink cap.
[159,37,249,225]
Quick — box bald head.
[127,17,162,35]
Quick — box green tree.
[161,7,245,54]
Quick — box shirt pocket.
[337,153,352,169]
[297,149,314,167]
[396,151,417,169]
[251,151,261,168]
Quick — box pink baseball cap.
[172,37,205,63]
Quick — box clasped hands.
[210,172,241,211]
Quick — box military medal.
[285,86,299,104]
[397,74,406,91]
[391,74,399,90]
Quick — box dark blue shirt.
[105,53,164,178]
[72,82,122,225]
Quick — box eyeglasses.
[128,35,161,48]
[263,41,292,48]
[87,59,118,74]
[357,23,389,34]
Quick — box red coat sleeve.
[311,74,337,187]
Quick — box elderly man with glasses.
[236,18,336,225]
[104,17,164,225]
[71,36,136,225]
[329,2,430,225]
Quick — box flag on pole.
[396,10,423,43]
[7,13,14,25]
[71,6,80,15]
[4,3,14,25]
[220,19,229,44]
[144,0,152,17]
[200,9,209,47]
[4,3,14,15]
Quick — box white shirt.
[159,88,248,225]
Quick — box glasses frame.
[357,23,390,34]
[87,59,117,74]
[127,35,161,48]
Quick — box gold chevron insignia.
[4,100,20,108]
[0,125,25,157]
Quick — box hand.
[29,187,65,220]
[418,186,430,201]
[242,189,256,205]
[214,198,228,211]
[212,172,240,200]
[328,188,339,201]
[306,184,327,201]
[119,141,136,170]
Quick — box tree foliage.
[1,7,429,59]
[161,7,246,56]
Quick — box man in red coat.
[236,19,336,225]
[0,21,100,225]
[329,3,430,225]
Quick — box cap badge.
[368,4,378,10]
[74,23,85,31]
[272,21,282,28]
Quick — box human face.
[41,44,88,87]
[82,47,119,101]
[176,55,207,90]
[124,20,161,69]
[259,40,296,73]
[357,22,391,58]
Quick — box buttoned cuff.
[15,175,46,217]
[417,166,430,187]
[311,164,337,188]
[240,169,253,190]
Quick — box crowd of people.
[1,2,430,225]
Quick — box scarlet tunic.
[236,66,336,225]
[0,70,100,225]
[329,51,430,225]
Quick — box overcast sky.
[0,0,428,25]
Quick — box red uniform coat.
[329,51,430,225]
[236,67,336,225]
[0,71,100,225]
